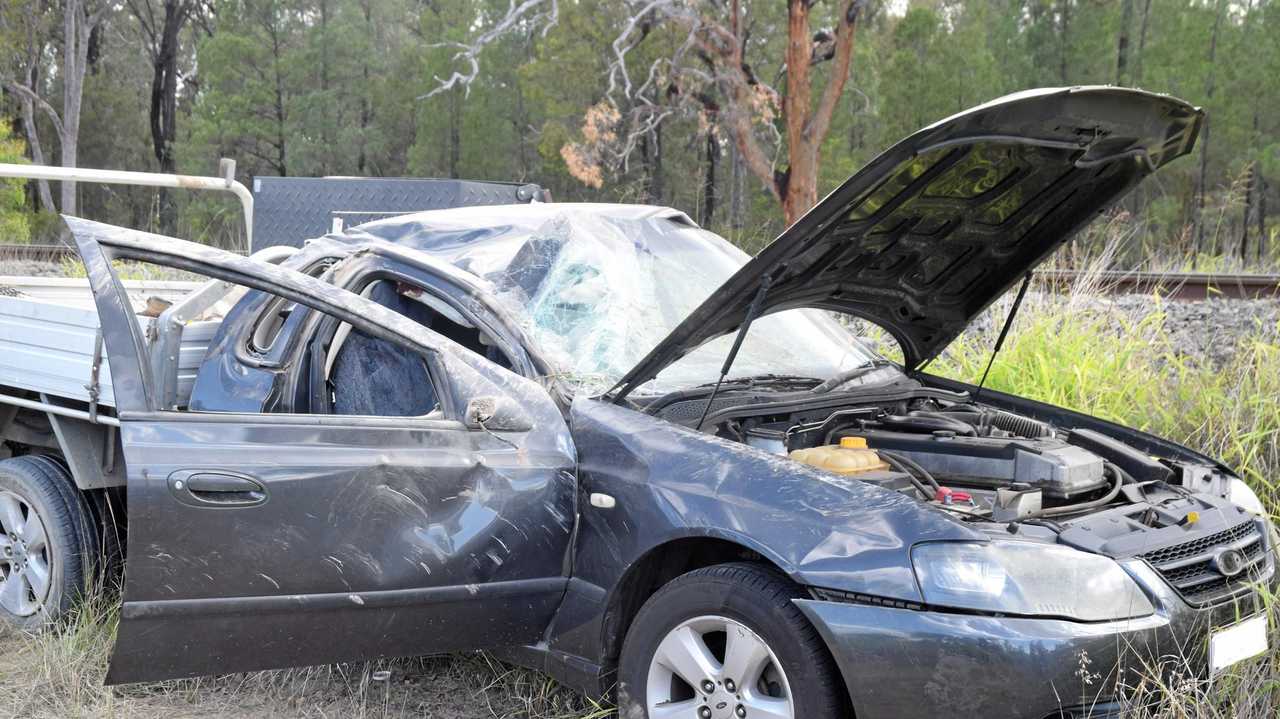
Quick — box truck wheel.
[617,562,845,719]
[0,456,96,630]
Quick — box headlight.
[912,541,1154,622]
[1228,478,1267,516]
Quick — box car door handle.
[169,471,267,507]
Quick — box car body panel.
[612,87,1203,396]
[796,560,1276,719]
[539,396,985,669]
[64,218,578,684]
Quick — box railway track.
[3,243,1279,301]
[0,243,78,262]
[1035,270,1280,301]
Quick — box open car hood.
[611,86,1202,399]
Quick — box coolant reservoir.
[790,436,890,475]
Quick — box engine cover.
[842,429,1108,498]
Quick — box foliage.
[0,0,1274,264]
[0,121,30,244]
[926,278,1280,716]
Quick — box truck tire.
[616,562,846,719]
[0,455,97,630]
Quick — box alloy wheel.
[646,614,794,719]
[0,490,52,617]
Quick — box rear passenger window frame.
[235,257,338,369]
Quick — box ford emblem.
[1212,548,1247,578]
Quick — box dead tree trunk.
[700,131,718,226]
[1242,161,1257,262]
[1194,0,1226,259]
[1116,0,1134,84]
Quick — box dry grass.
[0,593,613,719]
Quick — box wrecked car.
[0,87,1274,719]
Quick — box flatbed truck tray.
[0,276,213,408]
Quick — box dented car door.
[66,218,577,684]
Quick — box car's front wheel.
[617,562,846,719]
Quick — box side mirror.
[464,395,534,433]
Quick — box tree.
[1,0,107,215]
[188,0,298,178]
[127,0,208,232]
[604,0,870,224]
[1194,0,1227,256]
[429,0,869,226]
[1115,0,1133,84]
[0,0,57,212]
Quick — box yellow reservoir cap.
[790,439,890,476]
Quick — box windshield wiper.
[695,373,823,390]
[810,359,897,394]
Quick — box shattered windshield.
[348,205,884,395]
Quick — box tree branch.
[418,0,559,99]
[3,81,66,139]
[808,0,865,143]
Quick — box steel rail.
[0,158,253,251]
[0,244,78,261]
[1034,270,1280,301]
[0,392,119,427]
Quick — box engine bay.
[655,384,1245,532]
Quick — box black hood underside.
[613,87,1202,399]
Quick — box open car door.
[66,218,577,683]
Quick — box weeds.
[0,607,612,719]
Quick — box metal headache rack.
[251,176,548,252]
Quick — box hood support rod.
[974,271,1032,403]
[695,276,773,430]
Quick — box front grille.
[1140,519,1271,606]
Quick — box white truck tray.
[0,277,213,408]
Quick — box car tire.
[0,455,97,631]
[617,562,847,719]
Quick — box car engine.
[662,387,1214,522]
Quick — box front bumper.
[795,562,1277,719]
